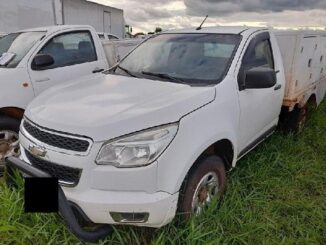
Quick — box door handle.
[35,78,50,83]
[274,84,282,90]
[92,68,104,73]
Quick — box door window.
[243,38,274,69]
[36,31,97,69]
[238,33,275,89]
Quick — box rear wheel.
[297,105,309,132]
[281,99,316,133]
[178,156,226,220]
[291,104,308,132]
[0,116,21,177]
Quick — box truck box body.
[102,39,142,66]
[0,0,125,38]
[275,31,326,109]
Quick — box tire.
[281,99,316,133]
[0,115,21,181]
[0,115,20,135]
[178,155,226,220]
[279,95,318,133]
[287,105,308,133]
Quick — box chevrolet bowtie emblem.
[29,145,47,158]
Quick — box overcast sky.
[92,0,326,33]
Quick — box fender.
[0,67,35,111]
[158,114,238,194]
[175,131,237,194]
[157,80,240,194]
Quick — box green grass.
[0,100,325,245]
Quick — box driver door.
[237,32,283,154]
[28,31,105,95]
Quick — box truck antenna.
[196,15,208,30]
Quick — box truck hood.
[26,74,215,142]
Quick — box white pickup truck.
[0,25,140,168]
[7,27,326,242]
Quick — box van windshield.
[0,32,45,68]
[116,33,241,85]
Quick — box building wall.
[0,0,56,33]
[0,0,125,38]
[62,0,124,38]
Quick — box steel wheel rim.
[191,172,219,216]
[0,130,20,164]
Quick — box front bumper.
[17,147,179,228]
[18,130,179,228]
[64,187,179,227]
[5,156,113,243]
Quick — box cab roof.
[164,26,268,35]
[14,25,93,33]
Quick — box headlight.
[96,123,178,167]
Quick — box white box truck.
[7,27,326,242]
[0,25,141,168]
[0,0,125,39]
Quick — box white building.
[0,0,125,38]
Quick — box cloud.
[92,1,179,20]
[127,6,173,22]
[184,0,326,16]
[93,0,326,32]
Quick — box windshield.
[0,32,45,68]
[116,33,241,85]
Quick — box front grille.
[25,150,82,186]
[23,120,90,152]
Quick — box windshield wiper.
[116,65,137,78]
[0,52,16,67]
[141,71,188,85]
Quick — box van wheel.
[178,156,226,220]
[0,116,21,176]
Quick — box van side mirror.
[32,54,54,70]
[245,67,276,89]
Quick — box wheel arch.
[178,138,235,192]
[199,139,235,171]
[0,107,25,120]
[298,92,317,109]
[306,93,317,107]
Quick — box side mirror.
[32,54,54,70]
[245,67,276,89]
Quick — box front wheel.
[178,155,226,220]
[0,116,21,176]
